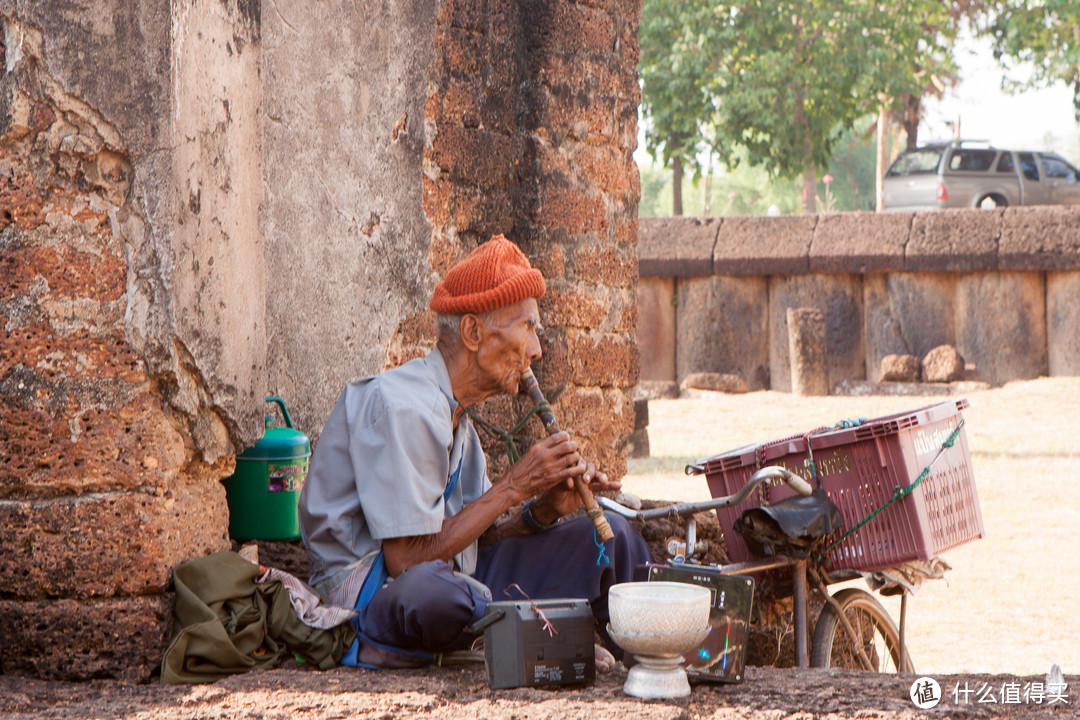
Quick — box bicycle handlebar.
[598,466,813,521]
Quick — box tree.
[640,0,961,213]
[639,0,724,214]
[827,115,879,212]
[893,1,984,153]
[872,2,981,209]
[710,1,962,212]
[987,0,1080,121]
[637,120,878,218]
[708,2,865,212]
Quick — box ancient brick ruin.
[0,0,641,681]
[0,11,237,680]
[395,0,642,479]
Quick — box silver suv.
[882,141,1080,211]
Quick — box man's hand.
[529,459,622,525]
[386,432,615,573]
[498,431,620,524]
[502,431,588,500]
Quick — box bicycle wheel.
[810,587,914,673]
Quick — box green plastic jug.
[221,396,310,541]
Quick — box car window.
[1042,156,1076,181]
[946,149,997,172]
[885,148,944,177]
[1018,152,1040,181]
[996,153,1015,173]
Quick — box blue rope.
[593,529,610,566]
[804,417,867,486]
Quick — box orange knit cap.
[429,235,546,314]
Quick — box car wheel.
[978,194,1006,209]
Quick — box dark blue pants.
[358,514,651,660]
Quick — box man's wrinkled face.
[476,298,543,396]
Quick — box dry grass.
[623,377,1080,675]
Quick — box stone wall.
[261,0,641,469]
[0,3,257,681]
[639,207,1080,391]
[1,0,643,681]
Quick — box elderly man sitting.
[298,235,652,668]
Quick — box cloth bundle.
[161,551,357,684]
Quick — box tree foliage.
[640,1,960,187]
[638,115,879,217]
[639,0,720,178]
[893,1,985,149]
[987,0,1080,121]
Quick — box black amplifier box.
[478,598,595,689]
[638,563,754,684]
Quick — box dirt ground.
[2,379,1078,719]
[1,663,1077,720]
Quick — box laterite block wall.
[639,208,1080,391]
[389,0,643,479]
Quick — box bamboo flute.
[520,366,615,541]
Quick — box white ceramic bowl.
[607,581,711,656]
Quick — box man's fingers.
[546,430,571,444]
[544,431,576,452]
[567,456,588,477]
[529,434,580,468]
[594,479,621,494]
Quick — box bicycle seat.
[734,488,844,558]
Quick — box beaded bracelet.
[521,499,557,533]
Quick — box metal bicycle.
[599,466,915,674]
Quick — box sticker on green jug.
[268,458,308,493]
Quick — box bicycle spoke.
[812,588,910,674]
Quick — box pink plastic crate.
[701,399,984,572]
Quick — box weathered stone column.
[0,2,263,680]
[383,0,643,478]
[768,274,863,393]
[786,307,827,396]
